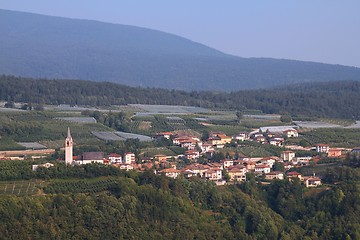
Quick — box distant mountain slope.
[1,9,360,91]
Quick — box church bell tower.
[65,127,73,165]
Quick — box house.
[233,132,250,141]
[244,161,256,171]
[159,168,181,178]
[155,132,173,140]
[183,169,198,178]
[185,150,200,160]
[269,137,284,147]
[328,148,343,157]
[173,136,199,149]
[75,152,104,164]
[254,135,267,144]
[124,152,136,164]
[281,151,296,161]
[260,157,279,168]
[283,162,294,170]
[217,134,232,145]
[141,162,154,170]
[265,171,284,180]
[119,163,134,171]
[32,162,54,171]
[251,132,264,138]
[315,144,330,153]
[287,171,303,181]
[153,154,169,162]
[283,129,299,138]
[204,168,222,181]
[184,164,210,177]
[200,142,214,153]
[254,164,271,175]
[221,159,234,169]
[207,162,223,170]
[294,156,312,165]
[208,132,232,146]
[304,176,322,187]
[227,165,247,182]
[209,135,222,146]
[108,153,122,163]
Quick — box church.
[65,128,105,165]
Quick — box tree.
[21,103,32,110]
[33,104,44,111]
[4,101,15,108]
[236,111,243,124]
[201,130,210,141]
[280,114,292,123]
[273,162,285,172]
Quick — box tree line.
[2,75,360,119]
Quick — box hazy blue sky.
[1,0,359,67]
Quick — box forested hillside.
[0,161,360,239]
[1,9,360,91]
[2,75,360,119]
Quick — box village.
[23,123,357,189]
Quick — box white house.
[281,151,296,161]
[221,159,234,169]
[159,168,181,179]
[304,176,322,187]
[32,162,54,171]
[124,152,136,164]
[254,164,271,175]
[265,171,284,180]
[269,137,284,147]
[315,144,330,153]
[108,153,122,163]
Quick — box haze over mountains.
[1,9,360,91]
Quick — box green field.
[0,110,112,149]
[0,180,43,195]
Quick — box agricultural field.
[0,110,111,149]
[91,131,124,141]
[130,104,210,114]
[140,147,178,157]
[2,102,360,155]
[56,117,97,123]
[17,142,47,149]
[92,131,152,142]
[43,177,122,194]
[0,180,43,195]
[300,128,360,148]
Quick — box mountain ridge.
[1,8,360,91]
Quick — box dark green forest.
[0,160,360,239]
[2,75,360,119]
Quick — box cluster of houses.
[155,153,322,187]
[60,127,326,187]
[31,126,359,188]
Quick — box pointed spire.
[67,127,72,139]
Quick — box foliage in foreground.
[0,161,360,239]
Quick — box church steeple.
[67,127,72,139]
[65,127,73,165]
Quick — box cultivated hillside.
[1,9,360,91]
